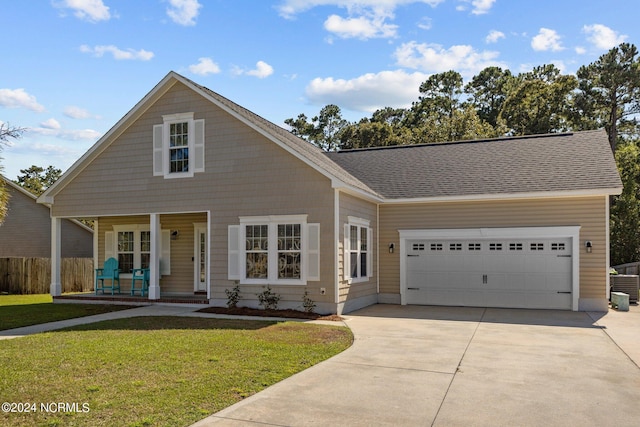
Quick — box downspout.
[376,203,380,296]
[207,210,212,301]
[334,188,340,310]
[605,195,611,301]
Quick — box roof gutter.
[381,187,623,204]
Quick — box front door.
[194,224,207,292]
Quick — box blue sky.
[1,0,637,180]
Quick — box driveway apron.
[195,304,640,427]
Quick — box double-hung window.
[228,216,320,285]
[106,225,170,276]
[117,231,135,274]
[169,121,189,173]
[153,112,205,179]
[344,217,373,283]
[246,225,269,279]
[117,230,150,274]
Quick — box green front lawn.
[0,294,133,331]
[0,316,353,427]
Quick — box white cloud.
[276,1,444,40]
[40,118,61,130]
[0,88,45,112]
[276,1,445,19]
[246,61,274,78]
[324,14,397,39]
[233,61,274,79]
[457,0,496,15]
[80,45,154,61]
[30,126,102,141]
[64,106,98,119]
[166,0,202,26]
[531,28,564,52]
[188,57,221,76]
[55,0,111,22]
[485,30,505,44]
[417,17,432,30]
[583,24,627,50]
[575,46,587,55]
[305,69,429,112]
[470,0,495,14]
[394,41,505,77]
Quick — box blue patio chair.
[95,257,121,295]
[131,268,150,297]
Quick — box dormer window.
[153,112,205,179]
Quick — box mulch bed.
[197,306,344,321]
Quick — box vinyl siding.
[379,196,608,301]
[338,192,378,304]
[0,184,92,258]
[56,82,335,304]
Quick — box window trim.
[345,216,373,283]
[239,215,308,285]
[163,112,194,179]
[112,224,151,277]
[153,112,205,179]
[108,224,170,277]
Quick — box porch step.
[54,295,209,305]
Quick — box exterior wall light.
[389,243,395,254]
[585,241,592,253]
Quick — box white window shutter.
[228,225,240,280]
[104,231,115,261]
[343,224,351,280]
[153,124,164,176]
[160,230,171,275]
[367,227,373,278]
[307,223,320,281]
[194,119,205,173]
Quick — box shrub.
[302,290,316,313]
[256,286,280,310]
[225,284,241,308]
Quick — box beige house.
[0,176,92,258]
[38,72,622,313]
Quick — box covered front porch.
[49,211,211,301]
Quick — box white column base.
[148,284,161,300]
[50,282,62,297]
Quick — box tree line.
[286,43,640,154]
[286,43,640,266]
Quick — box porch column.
[148,213,161,300]
[50,217,62,296]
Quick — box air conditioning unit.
[610,275,639,303]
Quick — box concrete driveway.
[194,304,640,427]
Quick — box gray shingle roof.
[325,130,622,199]
[184,75,380,198]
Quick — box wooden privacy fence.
[612,261,640,275]
[0,258,94,294]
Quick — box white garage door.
[403,233,575,310]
